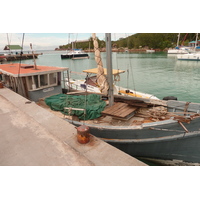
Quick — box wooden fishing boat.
[61,96,200,164]
[45,34,200,165]
[0,63,68,101]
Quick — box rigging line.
[16,33,25,96]
[68,33,70,45]
[83,90,87,124]
[113,33,120,85]
[6,33,11,54]
[126,33,136,92]
[17,33,25,77]
[76,33,79,49]
[10,33,12,46]
[129,59,136,91]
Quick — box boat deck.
[102,102,138,120]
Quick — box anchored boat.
[65,33,158,100]
[177,34,200,61]
[61,49,89,59]
[0,63,68,101]
[45,34,200,165]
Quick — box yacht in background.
[177,33,200,61]
[61,49,89,59]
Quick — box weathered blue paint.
[28,86,62,102]
[65,100,200,164]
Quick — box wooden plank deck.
[102,102,138,119]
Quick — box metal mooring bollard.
[76,125,90,144]
[0,82,4,89]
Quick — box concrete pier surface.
[0,88,146,166]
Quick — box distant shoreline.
[55,48,164,52]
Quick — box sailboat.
[45,33,200,165]
[61,34,89,60]
[177,33,200,61]
[65,33,159,100]
[167,33,189,54]
[61,48,89,60]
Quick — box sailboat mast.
[177,33,180,47]
[195,33,198,50]
[6,33,11,54]
[105,33,114,107]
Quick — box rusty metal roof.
[0,63,68,77]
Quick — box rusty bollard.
[76,125,90,144]
[0,82,4,89]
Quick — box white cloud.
[0,33,134,51]
[0,33,68,51]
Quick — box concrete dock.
[0,87,146,166]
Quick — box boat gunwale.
[64,118,177,130]
[96,130,200,144]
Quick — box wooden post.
[30,43,38,70]
[106,33,114,107]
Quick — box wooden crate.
[102,102,138,120]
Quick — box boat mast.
[177,33,180,47]
[30,43,38,70]
[105,33,114,107]
[195,33,198,50]
[6,33,11,54]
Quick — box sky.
[0,33,133,51]
[1,0,198,52]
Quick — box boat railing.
[64,107,86,118]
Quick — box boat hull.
[177,53,200,61]
[168,49,188,54]
[110,131,200,164]
[66,115,200,164]
[61,54,89,59]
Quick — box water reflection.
[11,50,200,103]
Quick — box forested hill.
[56,33,198,51]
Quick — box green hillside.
[56,33,197,50]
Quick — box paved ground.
[0,87,146,166]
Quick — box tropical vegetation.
[56,33,198,51]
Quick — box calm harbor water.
[11,50,200,103]
[6,50,200,165]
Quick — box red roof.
[0,63,68,77]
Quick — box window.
[27,76,32,90]
[33,75,39,88]
[40,74,48,87]
[49,73,57,85]
[26,73,58,91]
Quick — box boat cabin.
[0,63,68,101]
[189,40,200,48]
